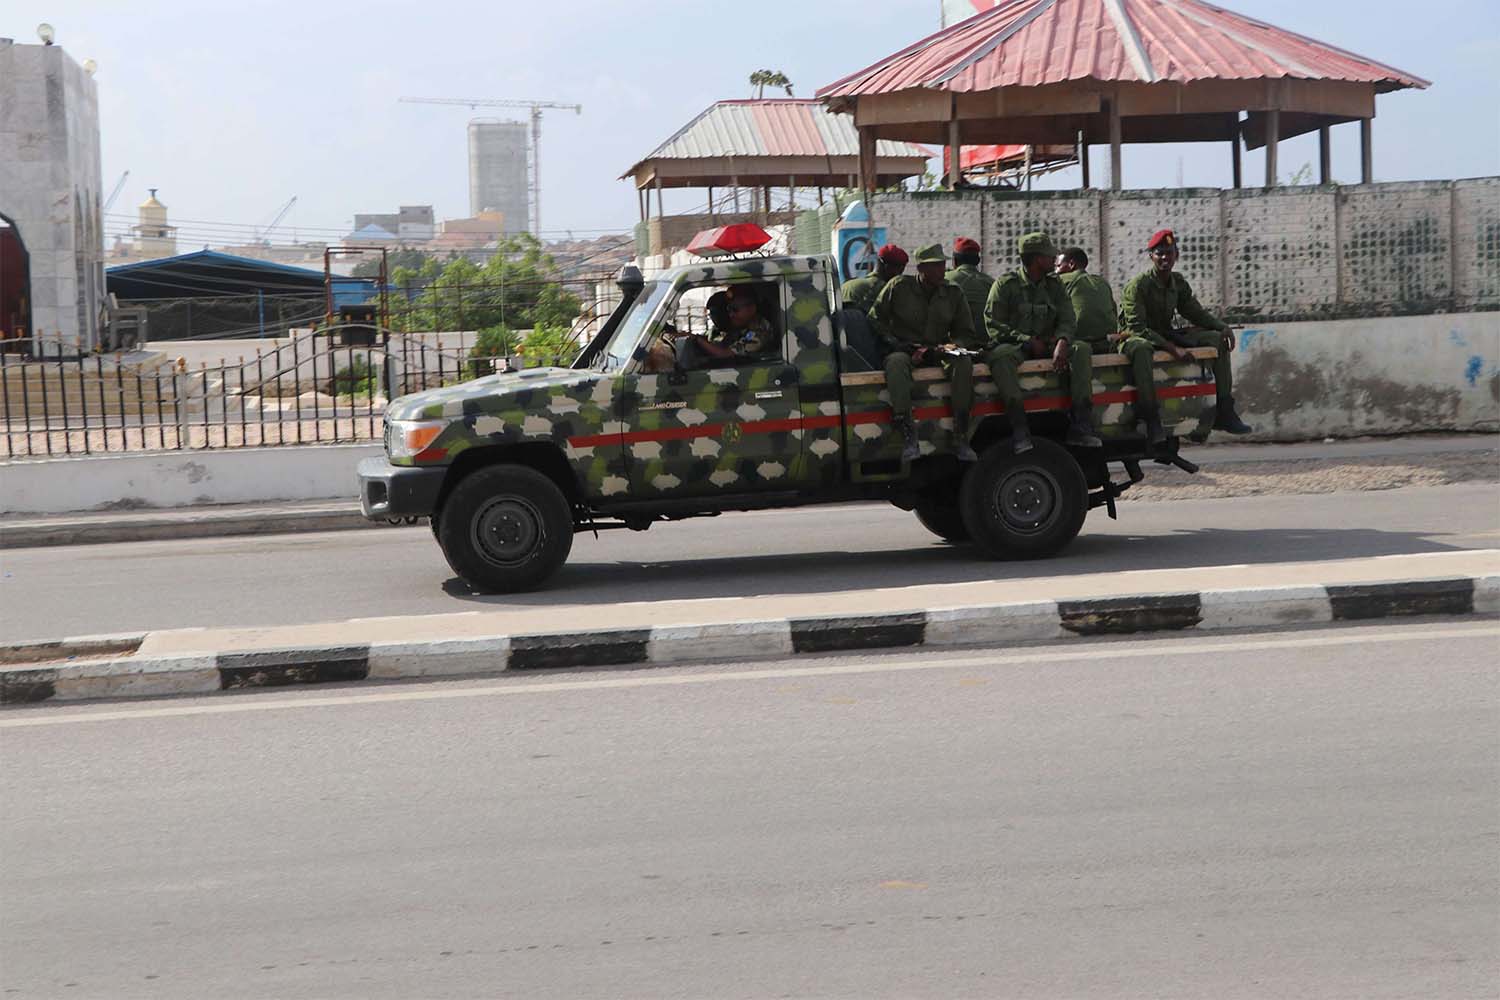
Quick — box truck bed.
[837,347,1219,468]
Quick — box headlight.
[387,419,448,460]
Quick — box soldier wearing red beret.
[945,237,995,334]
[1119,229,1253,441]
[840,244,908,316]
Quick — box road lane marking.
[3,623,1495,729]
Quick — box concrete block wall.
[1337,181,1452,313]
[981,190,1101,279]
[1224,188,1338,320]
[0,39,105,355]
[858,178,1499,322]
[1454,178,1500,309]
[1103,188,1222,310]
[867,193,981,260]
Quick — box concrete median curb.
[3,574,1495,707]
[0,504,378,549]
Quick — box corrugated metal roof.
[632,99,931,165]
[817,0,1428,97]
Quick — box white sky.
[6,0,1496,245]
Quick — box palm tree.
[749,70,794,99]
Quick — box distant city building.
[351,205,434,243]
[468,119,529,234]
[0,35,106,355]
[132,189,178,258]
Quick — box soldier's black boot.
[1139,405,1167,447]
[953,415,978,462]
[894,416,920,462]
[1066,403,1102,448]
[1214,396,1254,435]
[1005,399,1033,454]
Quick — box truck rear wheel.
[436,464,574,592]
[912,488,969,543]
[959,439,1087,560]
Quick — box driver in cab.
[676,285,776,368]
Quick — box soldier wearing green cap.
[1118,228,1252,442]
[982,231,1101,454]
[869,242,983,462]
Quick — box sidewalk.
[1,432,1495,550]
[3,549,1496,705]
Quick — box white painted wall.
[1233,312,1499,440]
[0,444,382,514]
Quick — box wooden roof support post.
[948,117,962,189]
[1360,118,1373,184]
[1318,126,1332,184]
[654,177,664,218]
[1230,115,1242,189]
[788,176,796,214]
[638,187,647,222]
[1264,107,1280,188]
[1107,98,1122,191]
[1079,131,1090,189]
[857,126,879,197]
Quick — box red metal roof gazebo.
[817,0,1428,190]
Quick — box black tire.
[959,439,1087,560]
[436,464,575,593]
[911,488,970,543]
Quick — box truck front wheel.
[436,464,574,592]
[960,440,1087,559]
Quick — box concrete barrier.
[0,443,381,514]
[1233,312,1499,441]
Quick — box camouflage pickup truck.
[358,235,1215,592]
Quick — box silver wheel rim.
[994,468,1060,536]
[472,496,545,567]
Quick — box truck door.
[620,276,806,499]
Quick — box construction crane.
[103,170,130,212]
[398,97,582,238]
[254,196,297,245]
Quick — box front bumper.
[358,456,447,520]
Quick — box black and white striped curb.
[3,575,1495,705]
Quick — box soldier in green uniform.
[945,237,995,333]
[869,243,982,463]
[840,244,908,315]
[1119,229,1252,441]
[1055,246,1118,351]
[982,232,1101,454]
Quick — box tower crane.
[103,170,130,212]
[398,97,582,238]
[254,196,297,245]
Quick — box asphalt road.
[2,620,1497,999]
[3,485,1498,643]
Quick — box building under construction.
[467,120,529,235]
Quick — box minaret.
[133,188,178,258]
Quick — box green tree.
[385,234,582,336]
[519,323,579,368]
[352,248,431,278]
[749,70,793,99]
[467,323,518,379]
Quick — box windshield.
[594,280,669,373]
